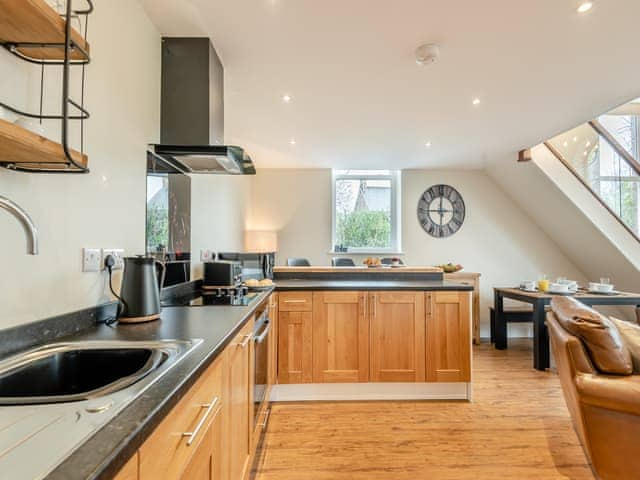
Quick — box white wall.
[0,1,161,328]
[0,2,264,329]
[248,169,332,265]
[190,175,252,279]
[248,168,588,337]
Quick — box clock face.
[417,185,466,238]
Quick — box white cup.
[550,283,569,293]
[521,281,536,291]
[14,117,45,137]
[0,105,11,123]
[598,283,614,293]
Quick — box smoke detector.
[415,43,440,66]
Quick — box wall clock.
[417,184,465,238]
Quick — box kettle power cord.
[104,254,127,326]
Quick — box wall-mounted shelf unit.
[0,0,90,62]
[0,118,88,169]
[0,0,93,173]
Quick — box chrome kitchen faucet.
[0,195,38,255]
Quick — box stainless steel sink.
[0,341,177,405]
[0,338,202,479]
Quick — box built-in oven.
[253,309,271,428]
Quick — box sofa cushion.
[550,296,632,375]
[611,318,640,374]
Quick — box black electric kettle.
[118,256,166,323]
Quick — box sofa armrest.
[576,373,640,416]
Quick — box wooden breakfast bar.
[494,287,640,371]
[271,266,476,401]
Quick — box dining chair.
[332,257,356,267]
[287,258,311,267]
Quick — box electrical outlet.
[200,249,213,262]
[83,248,101,272]
[102,249,125,270]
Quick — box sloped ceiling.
[140,0,640,169]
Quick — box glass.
[335,178,392,249]
[600,277,611,285]
[547,109,640,237]
[537,274,549,293]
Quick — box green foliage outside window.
[146,203,168,252]
[336,210,391,248]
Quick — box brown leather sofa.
[547,297,640,480]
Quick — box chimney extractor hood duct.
[149,37,255,175]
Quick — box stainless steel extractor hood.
[148,145,256,175]
[149,38,256,175]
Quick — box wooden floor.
[251,340,594,479]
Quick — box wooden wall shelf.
[0,119,88,168]
[0,0,90,60]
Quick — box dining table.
[493,287,640,371]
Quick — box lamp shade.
[244,230,278,253]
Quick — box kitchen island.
[271,266,474,402]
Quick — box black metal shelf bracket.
[0,0,93,174]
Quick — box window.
[595,114,640,234]
[146,174,169,253]
[332,170,401,253]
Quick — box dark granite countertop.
[44,287,274,480]
[274,279,474,291]
[28,277,468,478]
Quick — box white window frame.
[331,170,402,255]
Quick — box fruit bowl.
[363,257,382,267]
[438,263,463,273]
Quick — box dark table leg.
[494,290,507,350]
[533,299,549,371]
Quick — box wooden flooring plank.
[251,340,594,479]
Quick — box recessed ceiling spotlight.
[472,98,481,106]
[425,141,432,148]
[289,139,296,145]
[415,43,440,66]
[282,94,292,103]
[577,2,593,13]
[563,141,568,147]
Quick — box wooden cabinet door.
[369,291,425,382]
[180,420,214,480]
[228,321,253,480]
[277,305,313,384]
[140,350,225,480]
[312,291,369,383]
[426,292,472,382]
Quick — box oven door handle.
[254,319,271,344]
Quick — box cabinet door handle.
[283,299,307,303]
[237,334,252,348]
[254,321,271,344]
[182,396,220,446]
